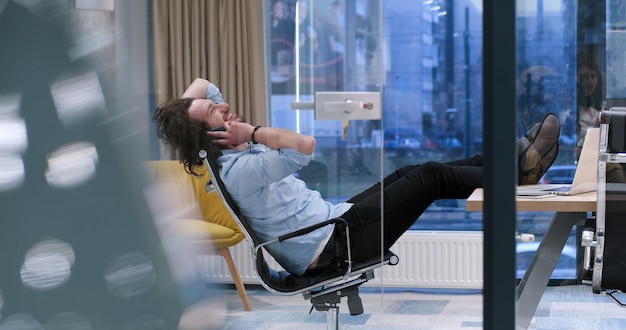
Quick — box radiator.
[201,231,483,289]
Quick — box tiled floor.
[209,284,626,329]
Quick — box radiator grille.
[201,231,483,289]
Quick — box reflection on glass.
[119,315,165,330]
[45,142,98,188]
[0,94,20,116]
[50,71,106,126]
[0,94,27,192]
[0,155,24,191]
[0,118,27,154]
[44,312,92,330]
[0,313,42,329]
[104,252,156,299]
[21,239,74,290]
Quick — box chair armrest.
[257,217,352,277]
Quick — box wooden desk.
[467,188,596,212]
[466,188,596,329]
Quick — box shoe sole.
[518,113,561,185]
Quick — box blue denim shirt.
[218,144,353,275]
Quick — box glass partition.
[268,2,384,213]
[271,0,586,291]
[265,0,621,325]
[268,2,484,227]
[266,0,558,301]
[267,0,390,318]
[266,0,487,296]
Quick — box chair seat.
[256,250,399,294]
[170,219,245,249]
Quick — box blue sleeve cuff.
[205,82,224,104]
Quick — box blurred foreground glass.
[0,1,223,329]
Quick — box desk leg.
[516,212,583,329]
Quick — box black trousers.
[335,155,484,263]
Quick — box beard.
[224,111,246,124]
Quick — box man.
[154,78,560,276]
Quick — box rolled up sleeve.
[205,82,224,104]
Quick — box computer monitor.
[602,107,626,153]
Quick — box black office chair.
[199,150,399,330]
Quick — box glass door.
[266,0,389,319]
[268,0,384,202]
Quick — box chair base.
[304,271,374,330]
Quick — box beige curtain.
[152,0,268,158]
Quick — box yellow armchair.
[143,160,251,311]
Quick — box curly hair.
[153,98,222,176]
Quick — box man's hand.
[206,121,254,148]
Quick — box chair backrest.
[143,160,245,244]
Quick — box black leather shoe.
[517,113,560,185]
